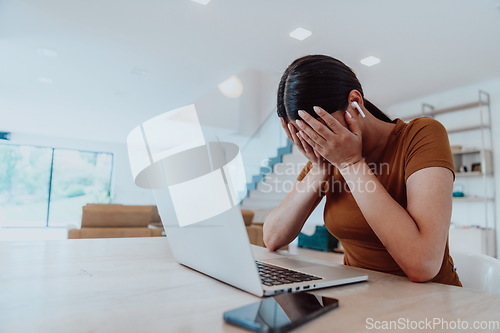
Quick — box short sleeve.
[404,118,455,181]
[296,161,313,182]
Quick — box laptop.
[127,112,368,297]
[156,198,368,297]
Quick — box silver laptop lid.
[127,108,264,296]
[151,141,265,296]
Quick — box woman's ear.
[347,89,364,109]
[351,101,366,118]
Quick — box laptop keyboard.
[256,261,322,286]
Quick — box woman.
[263,55,461,286]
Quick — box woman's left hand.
[295,106,363,170]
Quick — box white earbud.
[351,101,366,118]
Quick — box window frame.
[0,142,114,227]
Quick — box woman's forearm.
[263,165,330,251]
[338,161,446,281]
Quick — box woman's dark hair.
[277,55,391,123]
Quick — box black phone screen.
[223,292,339,333]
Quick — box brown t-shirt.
[297,117,462,286]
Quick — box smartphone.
[223,292,339,333]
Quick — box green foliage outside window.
[0,144,113,227]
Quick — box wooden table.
[1,238,499,333]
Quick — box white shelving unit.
[403,91,496,257]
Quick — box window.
[0,144,113,227]
[0,145,52,226]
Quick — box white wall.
[1,68,282,214]
[195,68,279,137]
[4,132,155,206]
[194,68,282,182]
[386,77,500,256]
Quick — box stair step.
[277,145,293,157]
[256,178,297,192]
[271,161,307,175]
[292,144,304,155]
[282,154,308,164]
[244,142,308,207]
[285,148,306,158]
[262,167,302,181]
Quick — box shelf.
[452,196,494,202]
[447,125,490,134]
[450,225,493,230]
[449,227,496,256]
[424,91,495,256]
[401,113,423,121]
[400,100,488,121]
[452,149,492,174]
[452,149,485,155]
[431,101,487,116]
[455,171,482,177]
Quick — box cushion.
[241,209,255,226]
[151,206,162,224]
[79,227,157,238]
[81,204,154,228]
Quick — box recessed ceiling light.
[360,56,381,67]
[289,27,312,41]
[190,0,210,5]
[218,75,244,99]
[37,48,58,58]
[37,77,53,84]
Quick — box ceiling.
[1,0,500,143]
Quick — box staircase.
[241,141,308,222]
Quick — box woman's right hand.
[280,117,330,172]
[264,118,332,251]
